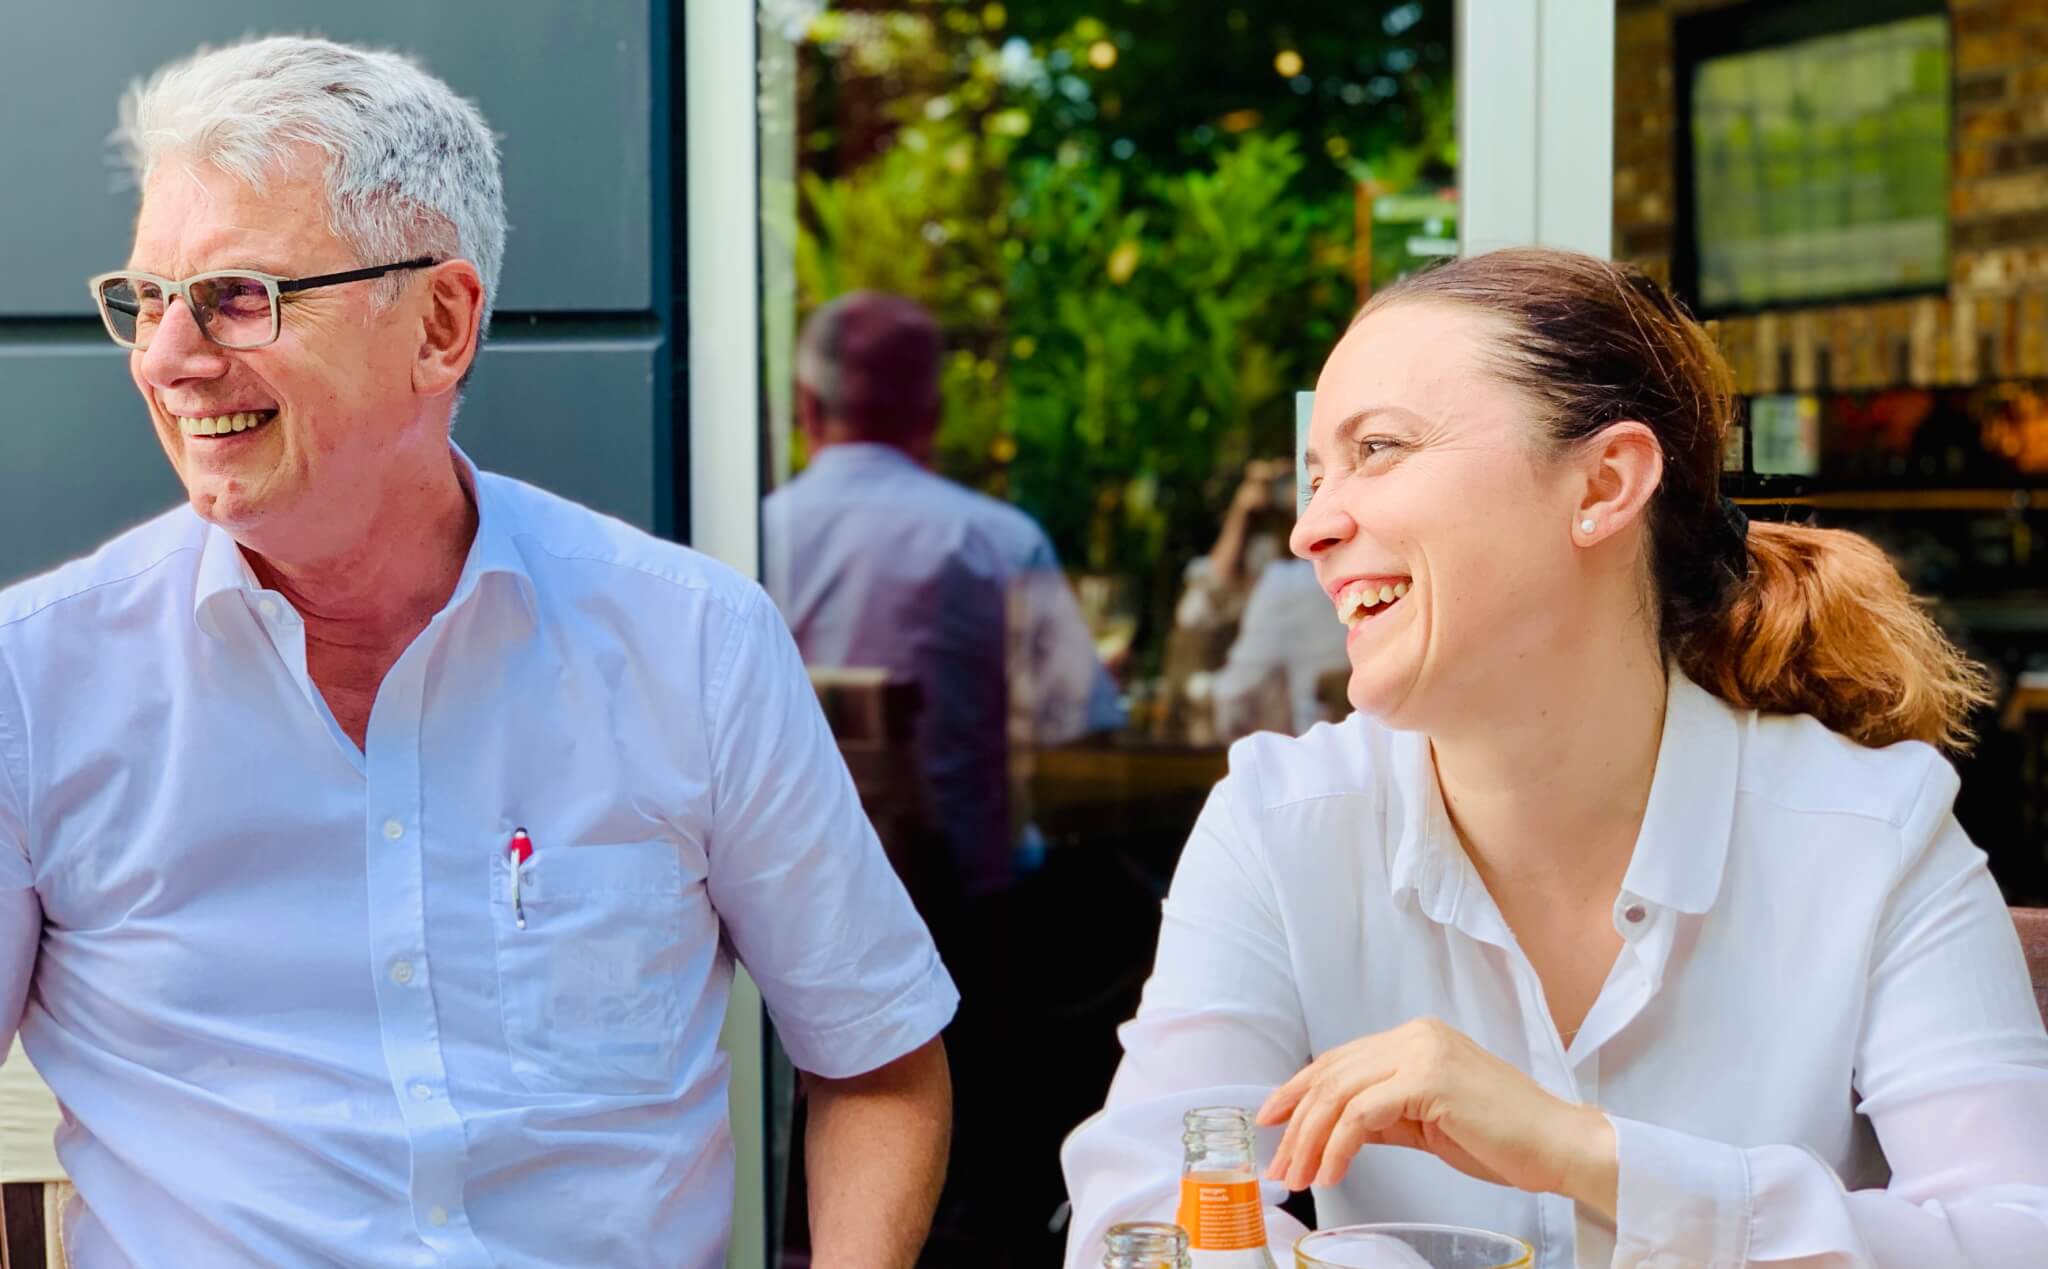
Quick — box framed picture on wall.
[1672,0,1951,317]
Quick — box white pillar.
[1456,0,1615,258]
[684,5,768,1269]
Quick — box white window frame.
[1456,0,1614,257]
[684,3,769,1268]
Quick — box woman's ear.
[1571,421,1662,544]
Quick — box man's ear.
[413,260,485,397]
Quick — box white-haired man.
[0,36,954,1269]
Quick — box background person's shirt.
[0,453,956,1269]
[1061,672,2048,1269]
[764,442,1125,894]
[1208,559,1351,740]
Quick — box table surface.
[0,1037,62,1184]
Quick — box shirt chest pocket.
[489,840,686,1094]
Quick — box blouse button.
[1623,903,1647,924]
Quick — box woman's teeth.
[177,411,274,437]
[1339,580,1410,628]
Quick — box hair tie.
[1718,495,1751,580]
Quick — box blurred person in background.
[1063,248,2048,1266]
[764,290,1124,1257]
[1163,458,1350,742]
[1196,458,1351,736]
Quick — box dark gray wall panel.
[1,0,651,318]
[0,344,186,584]
[0,339,660,588]
[456,338,662,532]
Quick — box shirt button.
[257,597,280,620]
[428,1205,449,1227]
[390,960,415,986]
[411,1083,433,1102]
[383,819,405,841]
[1623,903,1647,924]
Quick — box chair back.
[2013,906,2048,1024]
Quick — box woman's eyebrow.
[1304,406,1424,468]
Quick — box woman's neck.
[1428,636,1670,904]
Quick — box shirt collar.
[800,441,923,477]
[1617,670,1738,915]
[191,443,536,640]
[1386,668,1738,920]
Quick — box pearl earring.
[1579,518,1596,534]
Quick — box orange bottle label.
[1176,1172,1267,1251]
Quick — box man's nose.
[137,298,229,390]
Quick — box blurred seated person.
[763,291,1125,903]
[765,291,1125,1258]
[1175,458,1298,643]
[1167,459,1350,741]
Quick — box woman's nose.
[1290,485,1354,559]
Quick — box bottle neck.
[1182,1108,1258,1177]
[1103,1222,1191,1269]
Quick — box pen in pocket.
[507,827,534,928]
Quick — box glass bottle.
[1176,1107,1278,1268]
[1103,1220,1192,1269]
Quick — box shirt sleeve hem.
[768,952,961,1080]
[1609,1113,1754,1268]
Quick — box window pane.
[755,5,1453,1263]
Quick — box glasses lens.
[97,276,166,347]
[190,274,276,348]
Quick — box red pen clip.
[508,827,534,928]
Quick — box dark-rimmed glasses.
[86,256,438,351]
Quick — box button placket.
[361,623,490,1264]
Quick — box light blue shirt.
[763,443,1125,893]
[0,452,956,1268]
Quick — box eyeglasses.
[85,256,438,351]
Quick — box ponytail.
[1680,520,1994,752]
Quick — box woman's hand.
[1255,1017,1619,1220]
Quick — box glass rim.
[1293,1222,1534,1269]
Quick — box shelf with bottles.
[1720,379,2048,507]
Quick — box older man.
[0,36,953,1269]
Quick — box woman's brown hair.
[1357,247,1994,752]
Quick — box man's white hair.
[115,34,506,333]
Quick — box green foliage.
[786,2,1453,663]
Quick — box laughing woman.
[1061,248,2048,1268]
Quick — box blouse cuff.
[1609,1114,1752,1268]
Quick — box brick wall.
[1615,0,2048,393]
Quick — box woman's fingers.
[1269,1079,1336,1188]
[1255,1066,1313,1126]
[1311,1080,1412,1187]
[1271,1056,1400,1190]
[1278,1076,1352,1190]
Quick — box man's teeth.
[178,411,273,437]
[1340,581,1411,628]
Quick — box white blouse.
[1062,673,2048,1268]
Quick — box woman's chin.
[1343,662,1419,726]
